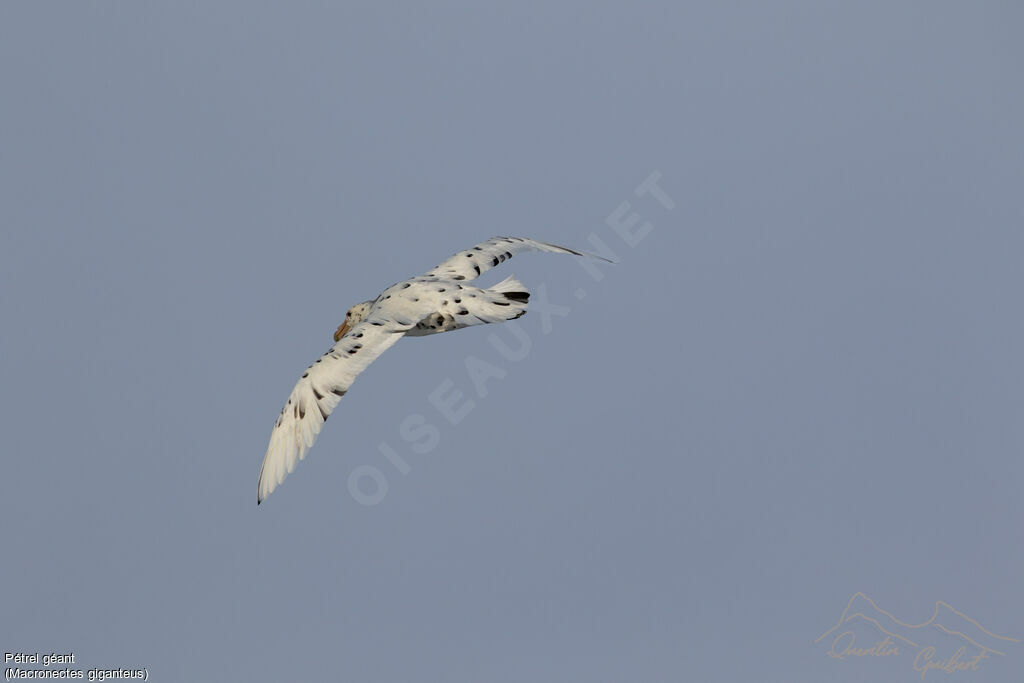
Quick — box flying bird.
[257,236,610,503]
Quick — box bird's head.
[334,301,373,341]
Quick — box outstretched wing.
[257,316,412,503]
[424,236,609,283]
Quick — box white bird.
[257,236,610,504]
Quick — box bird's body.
[257,236,608,503]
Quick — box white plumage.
[257,236,609,503]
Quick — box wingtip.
[533,238,618,264]
[581,251,617,264]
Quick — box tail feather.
[486,275,530,319]
[489,275,530,300]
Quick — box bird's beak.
[334,321,350,342]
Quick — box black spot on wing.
[312,387,324,400]
[503,291,530,303]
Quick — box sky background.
[2,2,1022,682]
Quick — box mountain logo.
[815,592,1018,678]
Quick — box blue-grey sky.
[2,2,1021,682]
